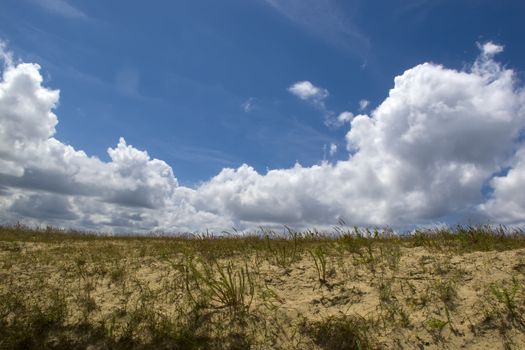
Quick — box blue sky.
[2,0,523,185]
[1,0,525,232]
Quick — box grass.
[300,314,372,350]
[309,246,329,286]
[184,258,255,314]
[0,224,525,349]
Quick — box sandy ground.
[1,237,525,349]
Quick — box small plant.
[300,314,372,350]
[477,278,525,348]
[377,279,411,328]
[265,230,300,270]
[310,246,329,285]
[435,279,458,310]
[426,317,448,342]
[425,279,458,333]
[379,243,402,271]
[489,279,524,326]
[109,263,126,284]
[185,258,255,315]
[427,317,448,331]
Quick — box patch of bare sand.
[255,246,525,349]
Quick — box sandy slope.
[1,237,524,349]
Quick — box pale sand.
[1,238,524,349]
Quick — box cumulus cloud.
[0,61,59,176]
[481,148,525,224]
[0,46,229,232]
[340,52,524,223]
[288,80,329,106]
[10,193,78,221]
[1,41,525,232]
[196,42,525,228]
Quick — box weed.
[265,230,300,270]
[435,279,458,310]
[427,317,448,331]
[300,314,372,350]
[110,263,126,284]
[489,278,524,327]
[185,258,255,315]
[379,243,402,271]
[377,279,411,328]
[426,317,448,342]
[310,246,329,285]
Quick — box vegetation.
[1,224,525,349]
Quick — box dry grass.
[1,224,525,349]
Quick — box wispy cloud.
[393,0,443,23]
[32,0,88,20]
[329,143,337,156]
[0,41,13,67]
[241,97,256,113]
[359,99,369,111]
[263,0,370,57]
[154,140,237,168]
[115,66,141,97]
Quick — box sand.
[1,236,524,349]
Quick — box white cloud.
[359,99,369,111]
[479,42,504,57]
[288,83,357,129]
[1,41,525,232]
[289,81,338,126]
[0,42,13,67]
[0,60,59,176]
[0,50,229,232]
[481,147,525,224]
[288,80,328,104]
[336,111,354,125]
[329,143,337,156]
[195,42,525,228]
